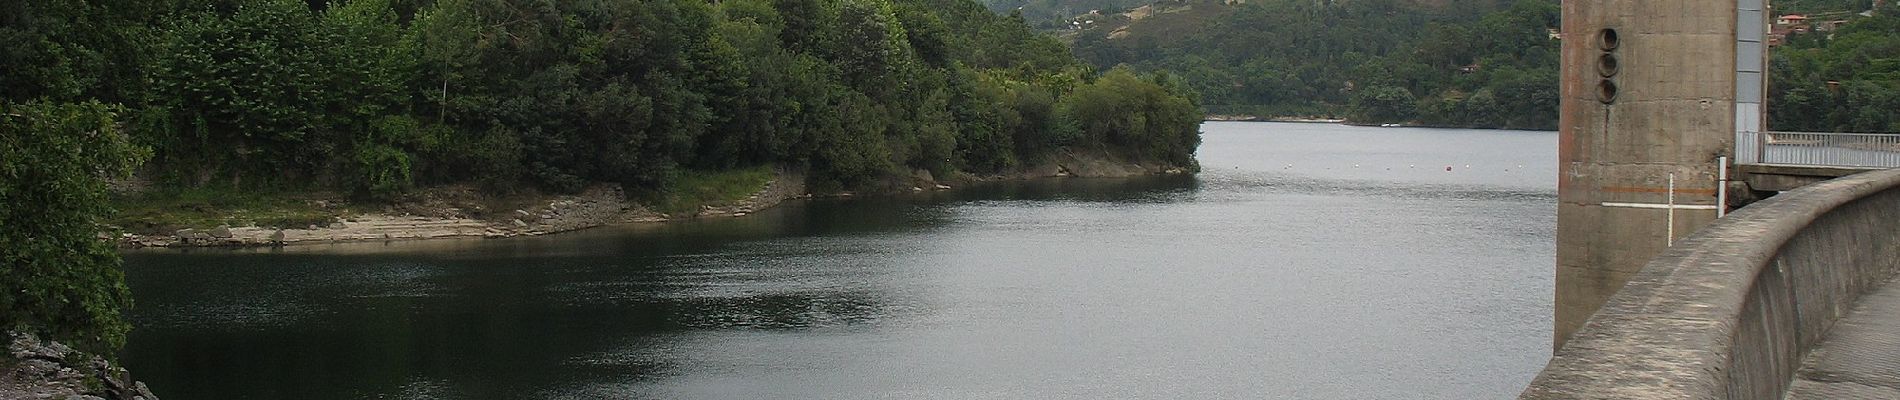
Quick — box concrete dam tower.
[1552,0,1766,348]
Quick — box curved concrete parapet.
[1522,168,1900,399]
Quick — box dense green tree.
[0,101,147,354]
[142,0,361,184]
[324,0,431,198]
[0,0,165,103]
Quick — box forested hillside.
[1064,0,1559,129]
[1769,3,1900,132]
[1774,0,1876,14]
[1,0,1200,199]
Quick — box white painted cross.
[1598,172,1723,246]
[1599,202,1720,210]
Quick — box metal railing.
[1736,131,1900,168]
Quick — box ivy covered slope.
[1,0,1201,202]
[1063,0,1560,129]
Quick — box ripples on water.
[123,122,1556,400]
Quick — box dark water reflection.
[123,122,1555,399]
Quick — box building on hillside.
[1777,14,1809,26]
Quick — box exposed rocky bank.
[1,333,159,400]
[122,151,1187,248]
[118,169,807,248]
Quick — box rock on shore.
[1,333,159,400]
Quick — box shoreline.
[1202,114,1345,123]
[1203,116,1557,131]
[119,150,1190,249]
[117,170,807,249]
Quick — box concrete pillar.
[1553,0,1747,349]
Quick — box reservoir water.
[122,122,1558,399]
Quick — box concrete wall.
[1553,0,1738,347]
[1737,163,1874,192]
[1521,168,1900,399]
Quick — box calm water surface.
[123,122,1558,399]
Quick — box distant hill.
[1063,0,1561,129]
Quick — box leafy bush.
[354,144,412,200]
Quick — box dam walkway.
[1785,275,1900,399]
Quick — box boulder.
[135,382,158,400]
[208,226,233,238]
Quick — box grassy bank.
[648,166,775,216]
[109,187,344,234]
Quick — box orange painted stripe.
[1601,186,1718,195]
